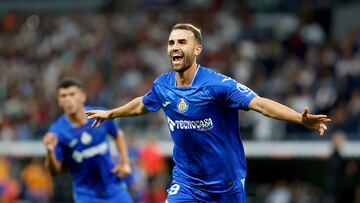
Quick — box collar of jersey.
[64,106,90,128]
[174,64,201,88]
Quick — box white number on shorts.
[168,184,180,195]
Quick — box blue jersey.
[49,106,125,198]
[143,65,257,194]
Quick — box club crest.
[177,98,189,113]
[81,132,92,145]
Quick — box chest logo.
[163,101,171,107]
[81,132,92,145]
[177,98,189,113]
[69,139,78,147]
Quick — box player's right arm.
[85,96,149,127]
[43,132,63,176]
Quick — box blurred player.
[85,23,331,203]
[43,78,133,203]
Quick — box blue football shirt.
[143,65,257,194]
[49,106,125,198]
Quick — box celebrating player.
[85,23,331,203]
[43,78,133,203]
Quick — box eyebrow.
[168,39,187,43]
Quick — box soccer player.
[43,78,133,203]
[85,23,331,203]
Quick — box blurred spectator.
[325,131,359,203]
[139,136,167,203]
[20,158,53,203]
[139,137,166,180]
[326,131,347,203]
[265,179,291,203]
[0,2,359,141]
[123,136,147,203]
[0,0,359,202]
[0,157,19,203]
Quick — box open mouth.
[171,53,184,65]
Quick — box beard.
[171,54,195,73]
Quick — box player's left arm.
[111,130,131,178]
[248,96,331,135]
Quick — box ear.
[194,44,202,56]
[80,91,87,103]
[57,97,62,108]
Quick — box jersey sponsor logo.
[80,132,92,145]
[69,139,78,147]
[163,101,171,107]
[167,116,214,132]
[177,98,188,113]
[72,142,108,163]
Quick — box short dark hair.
[172,23,202,44]
[57,77,83,90]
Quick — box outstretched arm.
[248,96,331,135]
[85,96,149,127]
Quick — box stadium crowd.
[0,0,359,202]
[0,1,359,141]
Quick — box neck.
[176,63,198,87]
[67,107,86,127]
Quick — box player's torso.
[153,67,247,193]
[158,85,219,145]
[58,121,111,166]
[156,73,240,168]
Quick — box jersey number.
[168,184,180,195]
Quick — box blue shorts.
[75,189,133,203]
[166,183,246,203]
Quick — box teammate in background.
[85,24,331,203]
[43,78,133,203]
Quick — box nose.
[171,45,181,53]
[63,95,72,103]
[172,41,182,50]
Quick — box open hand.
[111,163,132,178]
[43,133,58,151]
[301,107,331,136]
[85,110,111,128]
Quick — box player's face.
[57,86,86,116]
[167,29,202,72]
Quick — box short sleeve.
[48,125,64,161]
[104,120,120,138]
[142,84,161,112]
[213,79,257,110]
[54,142,64,161]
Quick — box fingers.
[112,164,131,177]
[321,118,332,123]
[87,110,103,127]
[307,114,328,119]
[43,135,57,151]
[118,171,130,177]
[91,119,104,128]
[302,107,309,118]
[318,123,328,136]
[91,120,98,128]
[85,111,96,119]
[321,123,327,131]
[96,120,104,128]
[311,117,331,122]
[111,165,120,173]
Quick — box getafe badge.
[177,98,189,113]
[81,132,92,145]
